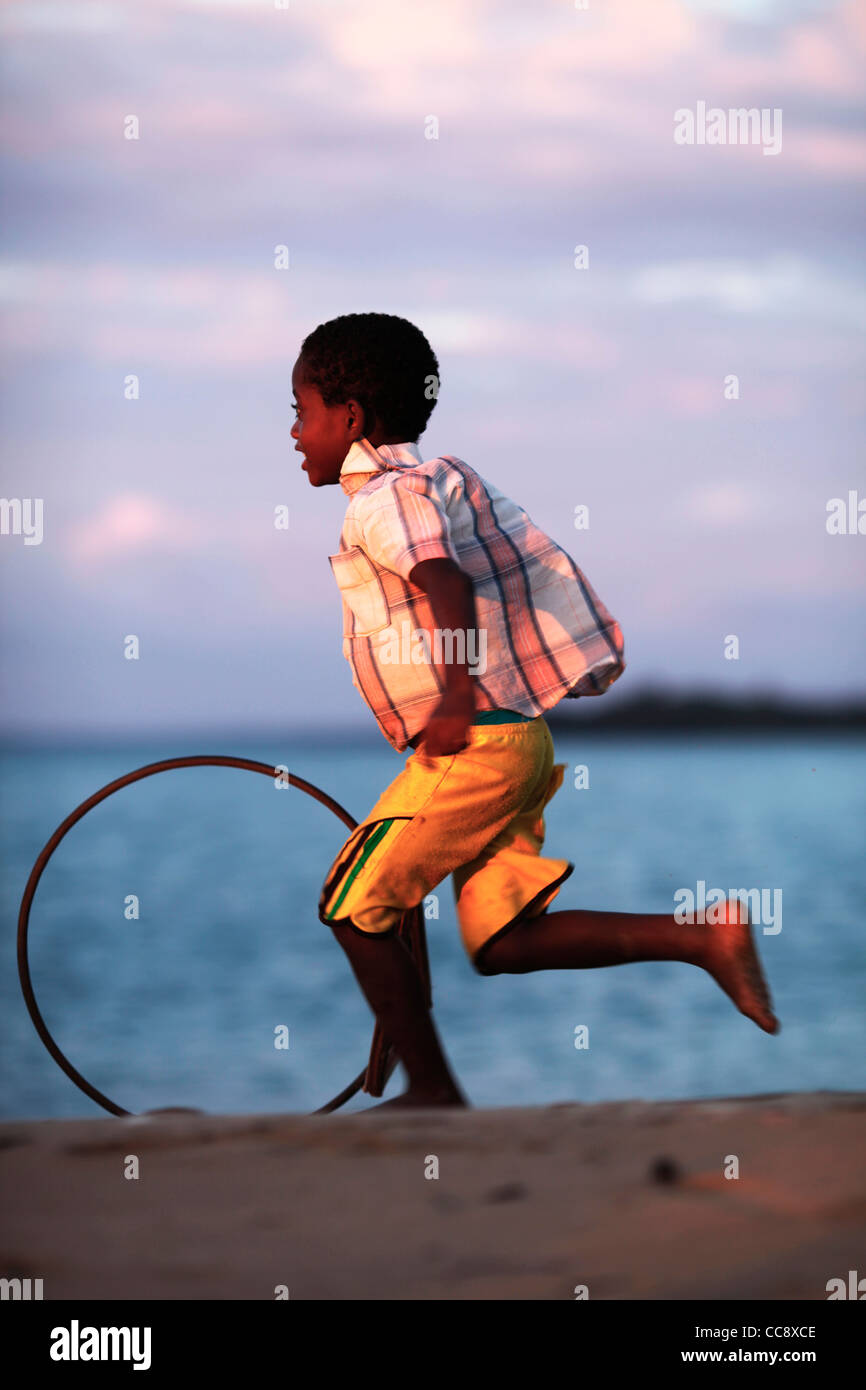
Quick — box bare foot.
[703,898,780,1034]
[362,1089,470,1112]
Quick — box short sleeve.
[354,474,460,582]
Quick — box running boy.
[292,312,778,1111]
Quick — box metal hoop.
[16,756,402,1117]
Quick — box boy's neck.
[365,431,414,449]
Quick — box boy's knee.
[471,928,528,976]
[350,903,403,933]
[327,913,399,942]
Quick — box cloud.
[0,259,300,365]
[630,255,866,322]
[675,481,768,524]
[65,493,209,563]
[0,1,132,35]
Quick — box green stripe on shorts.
[324,817,396,921]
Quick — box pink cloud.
[789,130,866,176]
[65,494,206,564]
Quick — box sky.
[1,0,864,740]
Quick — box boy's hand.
[417,686,477,757]
[407,557,480,757]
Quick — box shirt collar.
[339,437,423,496]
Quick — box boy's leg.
[319,723,557,1109]
[329,921,468,1108]
[474,899,778,1034]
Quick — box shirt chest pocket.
[328,545,391,637]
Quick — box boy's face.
[291,356,364,487]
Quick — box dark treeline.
[547,687,866,734]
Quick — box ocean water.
[1,732,864,1120]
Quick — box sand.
[1,1090,864,1300]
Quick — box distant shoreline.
[547,690,866,734]
[2,690,865,750]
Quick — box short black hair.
[298,312,439,442]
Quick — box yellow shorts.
[317,716,574,965]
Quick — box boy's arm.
[408,557,479,757]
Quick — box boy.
[292,312,778,1111]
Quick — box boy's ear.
[345,398,367,437]
[358,396,380,433]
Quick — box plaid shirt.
[328,437,625,751]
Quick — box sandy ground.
[1,1090,863,1300]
